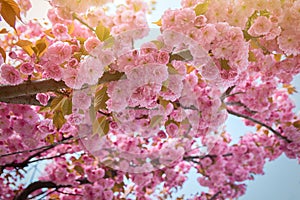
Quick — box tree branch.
[0,48,189,106]
[14,178,90,200]
[225,101,257,114]
[0,71,125,106]
[0,136,81,173]
[184,153,233,163]
[0,136,78,159]
[0,94,47,106]
[209,191,221,200]
[0,80,66,99]
[227,109,291,143]
[14,181,71,200]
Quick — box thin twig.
[227,109,291,143]
[72,13,94,32]
[27,152,70,165]
[225,101,257,114]
[0,136,79,158]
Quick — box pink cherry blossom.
[45,41,72,64]
[0,64,22,85]
[20,62,34,75]
[52,23,71,40]
[72,90,91,110]
[248,16,272,36]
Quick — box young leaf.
[0,0,21,29]
[44,29,55,38]
[158,97,169,109]
[0,28,9,34]
[293,120,300,129]
[151,40,164,50]
[248,51,257,62]
[61,97,72,116]
[45,134,55,144]
[93,116,109,136]
[94,86,109,111]
[35,36,49,57]
[16,40,34,56]
[0,46,6,62]
[150,115,163,128]
[167,64,178,74]
[152,18,162,26]
[220,59,231,71]
[274,54,282,62]
[95,22,111,42]
[194,1,209,16]
[53,110,66,129]
[74,165,84,175]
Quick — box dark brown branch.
[14,178,90,200]
[184,153,233,163]
[27,152,70,165]
[1,145,59,170]
[209,191,221,200]
[227,109,291,143]
[14,181,71,200]
[0,48,188,106]
[225,101,257,114]
[0,94,46,106]
[0,71,125,106]
[0,136,80,172]
[0,80,67,99]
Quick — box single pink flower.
[20,62,34,75]
[0,64,22,85]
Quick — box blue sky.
[17,0,300,199]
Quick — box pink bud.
[9,51,17,59]
[36,93,50,106]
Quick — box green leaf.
[93,116,109,136]
[53,110,66,129]
[194,1,209,16]
[220,59,231,71]
[150,115,163,128]
[0,0,21,30]
[95,22,111,42]
[94,86,109,111]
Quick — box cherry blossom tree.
[0,0,299,199]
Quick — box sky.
[8,0,300,199]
